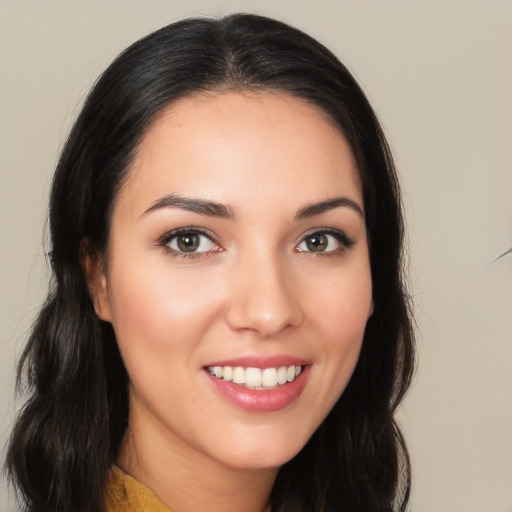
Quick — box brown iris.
[176,233,200,252]
[305,233,328,252]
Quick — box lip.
[204,359,311,412]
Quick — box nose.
[225,251,303,338]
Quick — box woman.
[6,13,414,512]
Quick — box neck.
[117,411,278,512]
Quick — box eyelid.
[158,226,223,257]
[157,226,354,258]
[295,227,355,253]
[158,226,217,243]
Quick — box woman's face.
[91,91,372,471]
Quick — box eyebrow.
[295,197,364,219]
[143,194,363,220]
[143,194,236,219]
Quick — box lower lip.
[205,366,310,412]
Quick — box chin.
[208,427,312,471]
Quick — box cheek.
[302,263,372,396]
[104,262,228,425]
[306,263,373,339]
[105,260,225,368]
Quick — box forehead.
[118,91,362,217]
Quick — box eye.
[160,228,221,257]
[296,229,354,254]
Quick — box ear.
[80,239,112,322]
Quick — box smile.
[207,365,303,389]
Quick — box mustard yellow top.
[105,465,172,511]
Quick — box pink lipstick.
[203,356,311,412]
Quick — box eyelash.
[158,227,222,259]
[296,228,355,257]
[158,227,355,259]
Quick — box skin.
[87,91,373,512]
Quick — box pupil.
[177,234,199,252]
[307,234,327,252]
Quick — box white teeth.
[232,367,245,384]
[207,364,303,388]
[277,366,287,385]
[262,368,277,387]
[223,366,233,381]
[246,367,262,387]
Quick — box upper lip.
[203,355,310,369]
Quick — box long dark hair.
[6,13,415,512]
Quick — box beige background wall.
[1,1,510,511]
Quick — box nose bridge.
[225,244,302,337]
